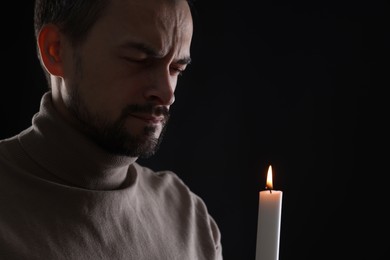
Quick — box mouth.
[129,114,165,124]
[122,104,170,126]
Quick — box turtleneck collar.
[18,91,137,190]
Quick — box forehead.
[97,0,193,56]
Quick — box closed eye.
[171,66,186,76]
[171,58,191,76]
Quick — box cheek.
[78,62,121,106]
[81,77,149,123]
[79,51,147,115]
[74,76,120,120]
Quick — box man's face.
[60,0,193,157]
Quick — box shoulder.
[0,134,21,166]
[0,127,32,160]
[132,162,192,199]
[132,162,223,258]
[132,162,215,222]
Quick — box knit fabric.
[0,92,222,260]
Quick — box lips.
[122,104,169,125]
[129,113,165,124]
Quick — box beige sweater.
[0,92,222,260]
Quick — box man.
[0,0,223,259]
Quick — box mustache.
[121,104,170,118]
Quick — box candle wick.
[265,186,272,194]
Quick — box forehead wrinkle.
[151,1,192,56]
[152,5,177,55]
[169,2,193,64]
[112,0,192,61]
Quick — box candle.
[255,165,283,260]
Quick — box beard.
[65,52,169,158]
[67,87,170,158]
[70,90,169,158]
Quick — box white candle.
[255,165,283,260]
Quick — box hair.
[34,0,108,46]
[33,0,195,48]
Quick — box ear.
[37,24,65,77]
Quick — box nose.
[144,67,176,106]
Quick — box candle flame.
[266,165,273,190]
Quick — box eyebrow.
[122,42,192,65]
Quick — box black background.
[1,1,388,259]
